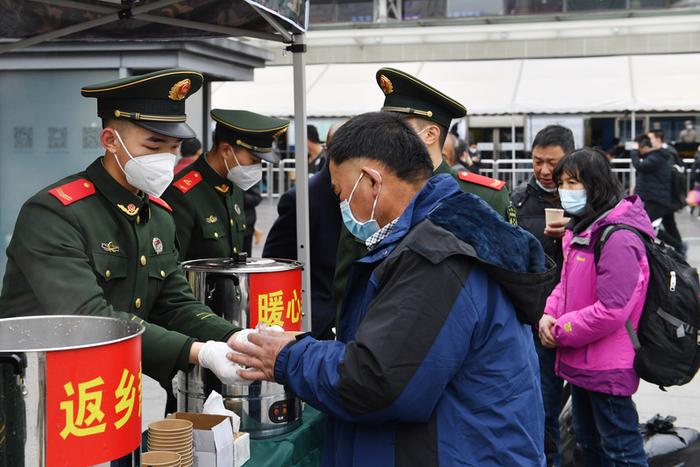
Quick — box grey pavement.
[143,200,700,432]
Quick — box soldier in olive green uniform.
[333,67,516,314]
[163,109,289,262]
[0,69,246,389]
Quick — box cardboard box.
[169,413,233,467]
[234,432,250,467]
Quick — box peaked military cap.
[376,67,467,129]
[81,68,203,139]
[211,109,289,164]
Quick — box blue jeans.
[571,385,647,467]
[534,333,564,467]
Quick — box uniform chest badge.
[215,184,230,194]
[101,241,120,254]
[234,204,241,215]
[206,215,218,224]
[117,203,139,216]
[152,237,163,255]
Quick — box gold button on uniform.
[230,219,234,226]
[134,298,142,309]
[214,232,219,239]
[105,270,111,279]
[242,224,246,229]
[233,247,237,254]
[136,215,141,224]
[140,255,147,266]
[160,270,165,278]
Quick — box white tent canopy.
[213,53,700,117]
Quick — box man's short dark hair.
[637,134,652,149]
[307,125,322,144]
[532,125,575,155]
[180,137,201,157]
[328,112,433,183]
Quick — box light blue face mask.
[558,188,587,215]
[340,170,382,242]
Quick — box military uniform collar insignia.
[214,184,230,194]
[86,158,145,220]
[206,215,218,224]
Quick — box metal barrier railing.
[260,158,696,198]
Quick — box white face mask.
[225,149,262,191]
[112,130,176,197]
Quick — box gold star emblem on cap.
[379,74,394,95]
[168,79,191,101]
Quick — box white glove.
[198,341,246,385]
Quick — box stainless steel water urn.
[178,255,304,438]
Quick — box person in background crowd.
[232,111,546,467]
[263,122,346,339]
[631,131,684,252]
[540,148,650,467]
[175,137,202,173]
[453,138,470,170]
[607,137,625,160]
[467,141,482,173]
[679,120,698,144]
[307,124,327,175]
[512,124,574,467]
[441,132,462,170]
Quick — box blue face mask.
[340,170,382,242]
[558,188,587,215]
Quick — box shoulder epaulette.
[173,170,203,194]
[48,178,96,206]
[457,171,506,191]
[149,195,173,212]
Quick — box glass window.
[402,0,447,20]
[336,0,374,22]
[447,0,504,17]
[309,1,336,23]
[505,0,564,15]
[567,0,626,11]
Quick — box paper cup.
[141,450,181,467]
[149,419,193,433]
[545,208,565,225]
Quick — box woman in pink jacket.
[539,148,652,466]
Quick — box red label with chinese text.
[45,336,142,467]
[249,269,303,331]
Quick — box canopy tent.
[0,0,315,330]
[213,53,700,117]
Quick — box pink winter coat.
[544,196,653,396]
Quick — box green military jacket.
[0,158,238,386]
[332,160,516,316]
[163,155,246,262]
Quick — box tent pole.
[291,33,312,332]
[511,116,516,186]
[631,110,636,140]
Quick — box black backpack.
[595,224,700,389]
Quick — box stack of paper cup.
[148,419,194,467]
[141,451,182,467]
